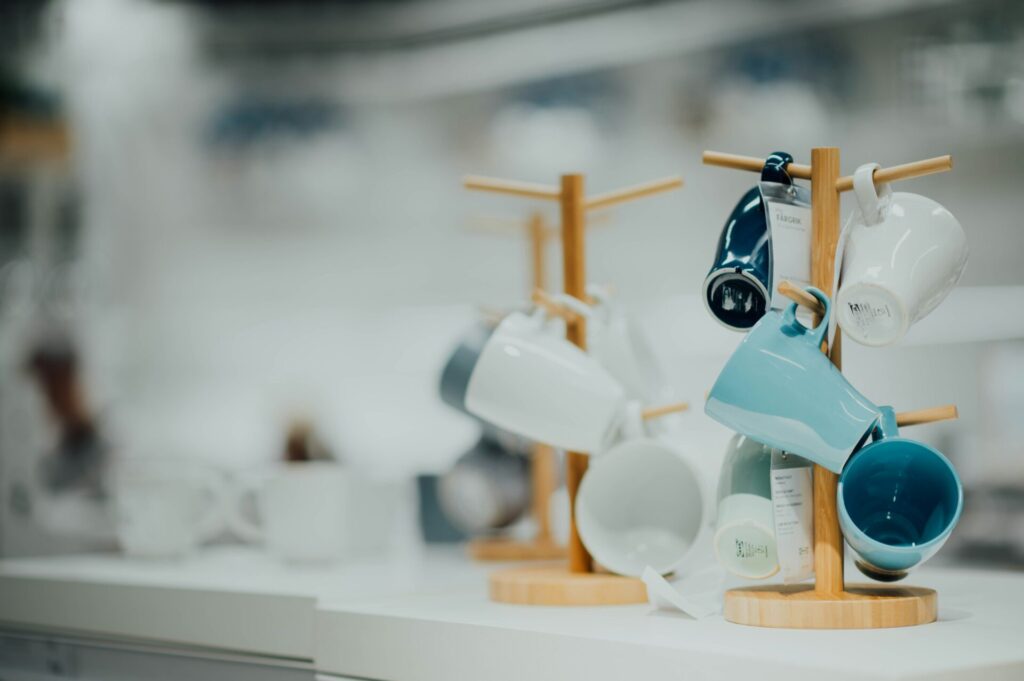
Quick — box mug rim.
[838,436,963,554]
[701,266,771,332]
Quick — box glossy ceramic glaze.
[465,309,627,453]
[576,437,704,577]
[838,406,963,581]
[837,164,968,347]
[439,320,497,416]
[705,287,879,472]
[714,434,778,579]
[703,151,792,331]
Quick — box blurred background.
[1,0,1022,567]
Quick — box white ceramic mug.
[465,304,627,453]
[228,462,350,563]
[714,434,778,579]
[575,436,704,577]
[114,459,226,559]
[836,163,968,346]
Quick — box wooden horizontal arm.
[777,280,826,316]
[702,150,953,193]
[641,402,689,420]
[463,175,561,201]
[835,155,952,192]
[584,176,683,211]
[895,405,958,427]
[531,289,583,323]
[702,151,812,179]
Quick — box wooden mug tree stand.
[704,147,959,629]
[464,172,684,604]
[463,211,565,562]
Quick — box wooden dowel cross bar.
[463,175,561,201]
[585,176,683,211]
[531,288,583,323]
[702,151,952,191]
[641,402,689,420]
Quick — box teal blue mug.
[705,286,879,473]
[838,406,963,582]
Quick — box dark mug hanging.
[702,151,793,331]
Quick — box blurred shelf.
[292,0,973,101]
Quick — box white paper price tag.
[766,199,812,309]
[770,450,814,583]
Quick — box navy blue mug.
[703,151,793,331]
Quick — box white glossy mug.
[228,462,350,563]
[465,304,627,453]
[575,424,704,577]
[836,163,968,346]
[114,459,226,559]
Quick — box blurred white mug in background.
[113,459,227,559]
[227,461,350,564]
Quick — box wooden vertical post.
[560,174,593,574]
[527,212,556,544]
[810,147,845,595]
[528,212,547,293]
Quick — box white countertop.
[2,548,1024,680]
[314,565,1024,681]
[0,545,488,661]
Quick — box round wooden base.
[724,583,937,629]
[489,565,648,606]
[468,537,567,562]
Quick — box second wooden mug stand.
[464,172,683,605]
[705,147,958,629]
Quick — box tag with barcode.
[770,450,814,583]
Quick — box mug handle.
[852,163,892,226]
[870,405,900,442]
[780,285,831,348]
[548,292,593,320]
[761,151,794,184]
[224,474,265,543]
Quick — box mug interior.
[704,270,769,330]
[841,439,960,547]
[576,440,703,576]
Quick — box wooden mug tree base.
[468,537,566,562]
[489,564,647,606]
[724,584,937,629]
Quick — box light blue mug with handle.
[838,405,963,582]
[705,286,879,473]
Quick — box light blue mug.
[705,286,879,472]
[838,406,963,582]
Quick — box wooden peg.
[702,151,812,179]
[641,402,690,420]
[463,175,561,201]
[585,176,683,211]
[895,405,959,427]
[531,289,583,323]
[835,156,952,193]
[777,280,826,316]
